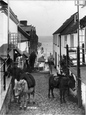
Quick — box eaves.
[1,7,19,25]
[18,26,30,41]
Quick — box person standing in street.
[29,51,37,70]
[48,53,54,74]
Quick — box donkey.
[48,73,75,103]
[14,72,36,110]
[6,63,36,109]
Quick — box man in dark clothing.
[29,51,37,70]
[7,54,13,66]
[23,59,32,73]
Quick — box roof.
[14,47,23,56]
[23,51,29,58]
[53,12,86,36]
[0,44,11,56]
[70,66,86,85]
[18,26,30,42]
[38,56,45,62]
[0,0,7,6]
[80,16,86,29]
[0,44,22,58]
[20,25,36,33]
[61,21,78,35]
[0,0,19,24]
[53,12,78,35]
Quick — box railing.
[0,56,13,111]
[67,44,86,66]
[0,57,10,93]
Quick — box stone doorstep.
[0,77,11,111]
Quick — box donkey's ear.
[22,80,26,85]
[15,79,18,84]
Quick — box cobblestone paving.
[7,72,85,115]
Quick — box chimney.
[20,20,27,26]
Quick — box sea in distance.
[38,36,53,57]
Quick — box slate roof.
[61,21,78,35]
[0,44,22,58]
[0,0,19,24]
[53,12,86,36]
[20,25,36,34]
[80,16,86,29]
[23,51,29,58]
[18,26,30,42]
[53,12,78,35]
[0,0,7,6]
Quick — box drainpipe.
[7,0,10,56]
[59,34,61,72]
[77,0,82,107]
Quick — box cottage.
[0,1,30,114]
[20,20,38,54]
[53,12,86,71]
[53,10,86,114]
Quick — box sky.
[8,0,78,36]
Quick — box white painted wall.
[61,35,66,56]
[0,13,4,46]
[80,5,86,20]
[53,34,59,67]
[81,82,86,112]
[0,12,18,47]
[18,42,28,52]
[53,33,78,70]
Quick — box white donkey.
[14,73,36,110]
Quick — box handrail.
[0,57,10,91]
[0,57,8,69]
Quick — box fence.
[0,57,12,110]
[66,43,86,67]
[66,43,86,108]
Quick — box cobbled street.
[7,72,85,115]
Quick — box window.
[64,35,67,47]
[53,35,57,45]
[55,52,57,66]
[70,34,74,47]
[57,37,60,47]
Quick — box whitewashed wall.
[0,12,18,47]
[0,13,5,46]
[80,5,86,20]
[53,34,60,68]
[61,35,66,56]
[18,32,29,52]
[18,42,28,52]
[81,82,86,113]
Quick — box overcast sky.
[9,1,77,36]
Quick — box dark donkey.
[48,73,75,103]
[6,63,36,109]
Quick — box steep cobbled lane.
[7,72,85,115]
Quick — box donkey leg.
[67,87,70,96]
[32,87,35,104]
[63,89,66,103]
[28,93,30,104]
[60,89,63,103]
[19,95,24,110]
[24,93,28,110]
[48,86,51,98]
[51,88,54,98]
